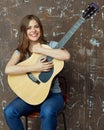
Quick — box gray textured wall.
[0,0,104,130]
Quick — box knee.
[4,106,15,119]
[40,106,57,118]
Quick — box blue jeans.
[4,92,64,130]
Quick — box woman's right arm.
[5,51,53,75]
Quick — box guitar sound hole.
[39,67,54,83]
[27,72,40,84]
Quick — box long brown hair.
[17,14,47,60]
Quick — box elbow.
[5,67,9,75]
[62,49,71,61]
[65,53,71,61]
[5,66,11,75]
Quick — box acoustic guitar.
[8,3,99,105]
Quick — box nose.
[31,27,36,31]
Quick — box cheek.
[37,27,41,33]
[26,30,29,36]
[38,30,42,36]
[26,30,31,38]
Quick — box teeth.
[30,33,35,35]
[30,34,37,37]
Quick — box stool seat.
[27,112,40,118]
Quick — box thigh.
[5,97,39,116]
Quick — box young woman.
[4,14,70,130]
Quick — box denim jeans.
[4,92,64,130]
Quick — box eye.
[26,24,40,30]
[27,26,31,30]
[34,25,39,28]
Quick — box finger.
[40,57,47,62]
[43,61,53,66]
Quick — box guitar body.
[8,45,64,105]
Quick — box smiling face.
[18,15,46,58]
[26,19,41,43]
[17,15,47,59]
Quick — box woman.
[4,14,70,130]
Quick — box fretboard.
[55,17,85,49]
[47,17,85,61]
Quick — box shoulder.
[12,50,21,59]
[48,41,58,48]
[14,49,28,60]
[14,50,20,54]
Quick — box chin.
[30,39,39,43]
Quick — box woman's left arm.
[32,43,70,61]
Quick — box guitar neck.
[54,17,85,49]
[47,17,85,61]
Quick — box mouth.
[30,32,38,36]
[29,32,39,38]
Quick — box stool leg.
[62,112,67,130]
[25,117,28,130]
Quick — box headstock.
[82,2,99,20]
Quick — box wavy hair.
[17,14,47,60]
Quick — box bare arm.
[5,51,53,75]
[31,43,70,60]
[5,43,70,75]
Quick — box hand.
[35,58,54,72]
[32,43,42,53]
